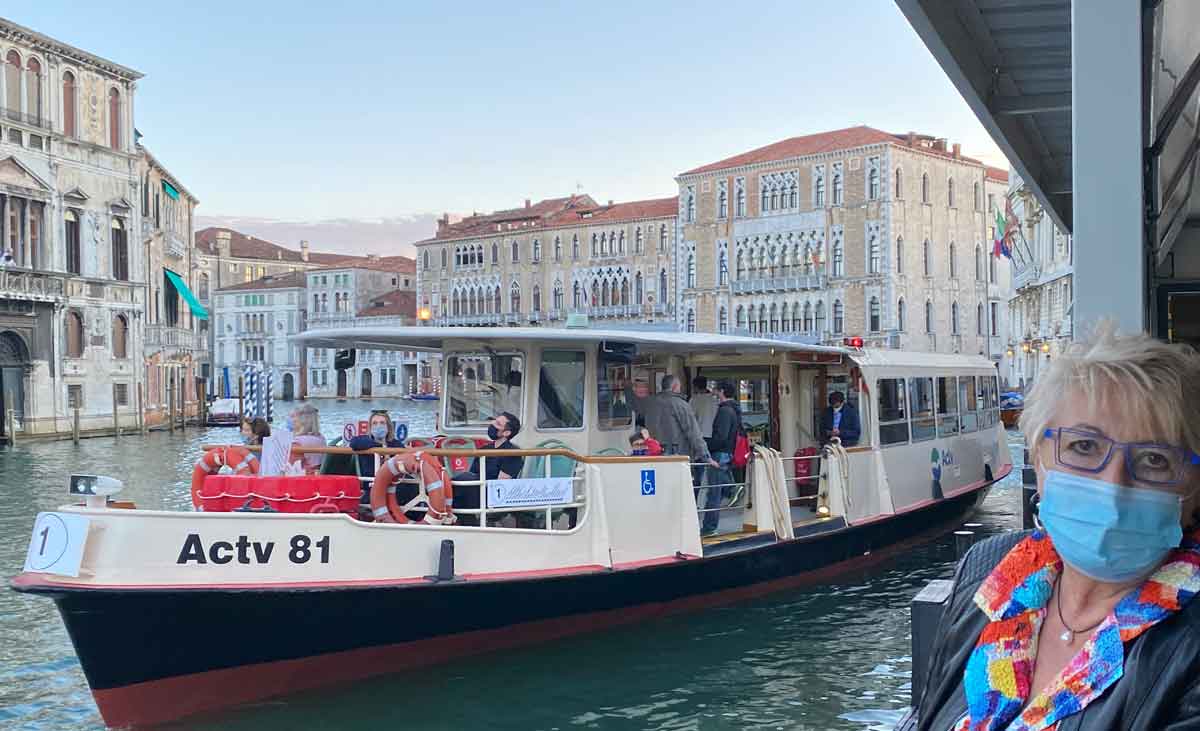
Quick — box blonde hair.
[290,404,321,437]
[1019,321,1200,457]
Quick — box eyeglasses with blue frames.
[1044,427,1200,488]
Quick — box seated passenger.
[452,411,523,525]
[370,450,454,525]
[348,409,404,477]
[240,417,270,446]
[287,404,327,474]
[629,428,663,456]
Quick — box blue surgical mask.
[1039,469,1184,583]
[370,424,388,441]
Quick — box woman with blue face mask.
[348,410,408,509]
[917,323,1200,731]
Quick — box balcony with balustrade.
[0,267,65,302]
[730,273,825,295]
[145,324,207,352]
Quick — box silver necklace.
[1054,577,1104,643]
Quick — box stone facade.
[0,18,145,438]
[213,272,306,402]
[414,195,678,328]
[138,147,206,426]
[676,126,1013,359]
[1006,170,1073,390]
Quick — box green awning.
[162,180,179,200]
[164,269,208,320]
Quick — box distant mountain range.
[194,214,445,258]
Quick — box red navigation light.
[843,336,864,348]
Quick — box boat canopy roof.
[295,326,849,357]
[849,348,997,371]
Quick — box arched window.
[620,278,629,306]
[769,303,779,333]
[974,182,981,210]
[894,167,903,199]
[532,285,541,312]
[618,231,626,254]
[815,174,826,207]
[511,240,519,263]
[921,173,930,203]
[451,292,459,316]
[554,237,561,261]
[949,242,957,278]
[868,234,880,274]
[736,306,746,330]
[686,192,696,222]
[803,302,813,332]
[111,218,129,281]
[572,235,580,260]
[573,282,582,308]
[599,233,607,256]
[494,287,502,313]
[65,209,81,275]
[600,280,609,307]
[492,242,499,264]
[591,233,598,257]
[832,169,844,206]
[832,239,844,277]
[975,245,983,280]
[108,88,122,149]
[789,179,798,208]
[989,253,998,283]
[532,239,541,262]
[977,302,985,336]
[62,70,77,137]
[898,298,906,331]
[922,239,931,277]
[635,227,643,253]
[767,243,778,278]
[686,253,696,289]
[803,244,813,276]
[925,300,934,333]
[510,282,521,313]
[761,183,770,212]
[553,282,563,310]
[736,182,746,217]
[313,293,320,312]
[112,314,128,359]
[815,301,826,335]
[895,237,904,274]
[952,301,960,334]
[4,51,20,115]
[26,57,42,123]
[832,300,844,334]
[791,302,801,331]
[718,187,728,219]
[757,304,767,334]
[659,224,668,251]
[422,250,430,270]
[441,248,448,268]
[948,178,955,208]
[718,249,728,286]
[736,250,746,280]
[869,297,881,332]
[719,306,728,334]
[591,280,600,307]
[66,310,84,358]
[868,165,880,200]
[659,269,668,300]
[635,272,643,304]
[686,309,696,332]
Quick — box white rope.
[824,438,852,514]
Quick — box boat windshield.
[444,352,523,427]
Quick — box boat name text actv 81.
[176,533,330,565]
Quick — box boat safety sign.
[640,469,655,496]
[24,512,90,577]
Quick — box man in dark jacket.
[820,391,861,446]
[623,375,715,467]
[700,380,743,535]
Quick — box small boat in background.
[409,393,439,401]
[1000,391,1024,429]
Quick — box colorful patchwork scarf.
[952,529,1200,731]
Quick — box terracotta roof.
[985,166,1010,183]
[546,196,678,225]
[196,227,415,271]
[679,125,990,176]
[216,271,307,292]
[309,256,416,274]
[357,289,417,318]
[426,194,599,241]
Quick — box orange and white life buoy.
[370,451,454,525]
[191,446,259,509]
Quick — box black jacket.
[819,402,861,446]
[708,400,742,454]
[917,532,1200,731]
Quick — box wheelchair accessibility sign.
[640,469,655,496]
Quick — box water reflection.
[0,409,1025,731]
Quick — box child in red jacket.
[629,428,663,456]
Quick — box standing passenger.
[288,404,327,474]
[623,374,716,467]
[821,391,861,446]
[688,376,719,487]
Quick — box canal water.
[0,399,1025,731]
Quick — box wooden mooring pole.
[72,407,80,444]
[138,383,146,435]
[168,376,176,434]
[198,379,207,427]
[112,383,120,438]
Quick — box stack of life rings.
[191,446,259,509]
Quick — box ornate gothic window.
[869,297,881,332]
[718,306,728,334]
[832,300,844,334]
[898,299,906,331]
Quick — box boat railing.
[776,451,822,507]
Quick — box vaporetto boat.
[11,325,1011,727]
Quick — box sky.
[15,1,1007,225]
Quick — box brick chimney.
[906,131,917,147]
[300,240,310,262]
[934,138,948,152]
[216,230,232,258]
[952,143,961,159]
[367,253,380,264]
[524,198,531,209]
[608,199,614,207]
[437,213,449,234]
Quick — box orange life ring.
[191,446,259,509]
[370,451,453,524]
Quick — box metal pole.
[138,383,146,435]
[168,374,176,433]
[953,530,976,559]
[199,379,207,426]
[112,383,120,438]
[72,406,80,444]
[238,376,244,421]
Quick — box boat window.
[538,350,586,430]
[597,350,633,431]
[908,377,936,441]
[936,376,960,437]
[877,378,909,446]
[959,376,979,432]
[980,375,1000,428]
[445,353,523,428]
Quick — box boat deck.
[699,506,847,557]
